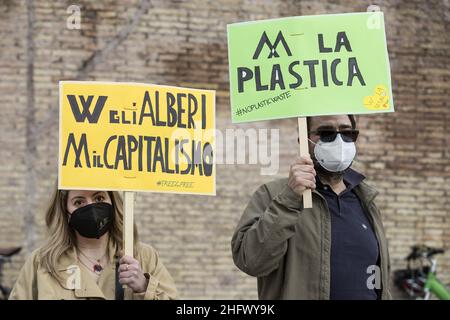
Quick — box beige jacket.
[9,240,178,300]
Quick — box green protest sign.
[227,12,394,123]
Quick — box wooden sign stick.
[122,191,135,289]
[297,117,313,208]
[123,191,135,257]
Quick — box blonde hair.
[39,182,139,278]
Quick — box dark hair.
[307,115,356,134]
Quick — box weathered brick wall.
[0,0,448,299]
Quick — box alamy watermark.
[169,124,280,176]
[66,4,81,30]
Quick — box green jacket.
[232,177,392,300]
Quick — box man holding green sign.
[229,12,393,299]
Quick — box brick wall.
[0,0,448,299]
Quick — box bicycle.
[394,244,450,300]
[0,246,22,300]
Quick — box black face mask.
[69,202,114,239]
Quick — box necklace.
[77,249,108,274]
[78,257,102,276]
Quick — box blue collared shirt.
[317,168,380,300]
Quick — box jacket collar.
[342,168,365,190]
[313,168,379,203]
[54,236,118,299]
[353,179,379,203]
[345,168,379,203]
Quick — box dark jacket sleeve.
[231,182,303,277]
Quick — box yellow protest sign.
[59,81,215,195]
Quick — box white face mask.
[312,134,356,172]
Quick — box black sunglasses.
[309,128,359,143]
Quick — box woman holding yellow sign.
[9,186,177,300]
